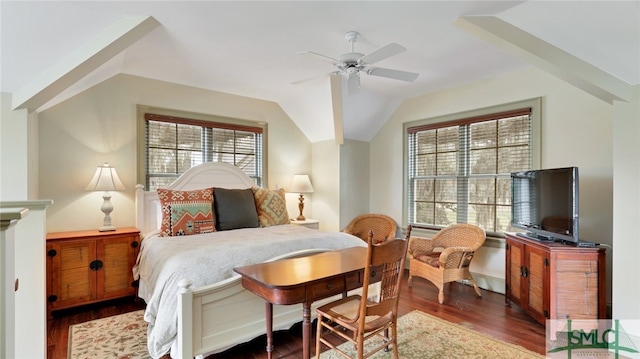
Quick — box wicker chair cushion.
[413,253,440,268]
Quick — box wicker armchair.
[343,214,397,243]
[407,223,486,304]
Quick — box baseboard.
[461,272,505,295]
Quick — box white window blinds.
[144,113,263,191]
[406,108,532,233]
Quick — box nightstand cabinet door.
[97,235,139,300]
[46,227,140,317]
[47,239,97,309]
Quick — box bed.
[134,162,366,359]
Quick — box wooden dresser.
[46,227,140,318]
[505,232,606,326]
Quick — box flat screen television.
[510,167,579,243]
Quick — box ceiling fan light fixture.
[346,66,359,77]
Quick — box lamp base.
[99,192,116,232]
[297,193,306,221]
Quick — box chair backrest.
[431,223,486,250]
[358,226,411,326]
[343,214,397,243]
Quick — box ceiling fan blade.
[298,51,341,64]
[366,67,419,82]
[330,74,344,145]
[358,43,406,65]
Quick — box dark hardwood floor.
[48,272,546,359]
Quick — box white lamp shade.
[289,174,314,193]
[86,163,125,191]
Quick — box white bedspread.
[133,224,365,358]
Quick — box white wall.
[38,74,312,232]
[1,93,29,200]
[370,66,614,302]
[310,140,341,231]
[612,86,640,320]
[339,139,370,230]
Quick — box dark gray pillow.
[213,188,259,231]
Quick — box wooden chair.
[315,226,410,359]
[407,223,486,304]
[343,214,397,244]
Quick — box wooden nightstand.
[290,219,319,229]
[45,227,140,318]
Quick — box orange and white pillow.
[157,187,215,236]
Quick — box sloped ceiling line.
[454,15,633,104]
[12,15,160,111]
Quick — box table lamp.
[289,174,314,221]
[86,162,125,231]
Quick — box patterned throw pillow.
[252,187,290,227]
[157,187,215,236]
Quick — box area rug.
[68,310,149,359]
[68,309,545,359]
[318,310,545,359]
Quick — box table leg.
[302,301,311,359]
[265,302,273,359]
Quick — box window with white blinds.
[144,113,264,191]
[405,107,534,234]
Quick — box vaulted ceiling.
[2,1,638,143]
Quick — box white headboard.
[135,162,255,235]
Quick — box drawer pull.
[47,249,57,257]
[131,241,139,248]
[326,283,333,290]
[48,295,57,303]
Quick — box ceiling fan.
[297,31,419,94]
[296,31,418,145]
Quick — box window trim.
[136,105,268,189]
[402,98,541,236]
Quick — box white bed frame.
[134,162,347,359]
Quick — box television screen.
[510,167,579,243]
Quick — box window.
[405,99,540,234]
[143,112,265,191]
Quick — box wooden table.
[234,246,371,359]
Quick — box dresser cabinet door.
[524,244,550,324]
[505,238,523,307]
